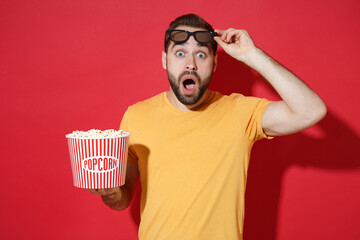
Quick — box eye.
[197,52,206,58]
[176,51,185,57]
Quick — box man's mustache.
[178,71,200,82]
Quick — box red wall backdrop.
[1,0,359,239]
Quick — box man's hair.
[164,14,217,54]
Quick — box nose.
[186,55,197,71]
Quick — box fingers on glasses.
[216,28,248,43]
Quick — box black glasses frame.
[166,30,218,44]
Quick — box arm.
[89,162,139,211]
[214,28,327,136]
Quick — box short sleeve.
[119,108,139,164]
[244,97,273,141]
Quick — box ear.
[162,51,167,70]
[213,53,218,72]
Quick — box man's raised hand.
[214,28,257,64]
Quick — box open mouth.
[183,79,196,90]
[181,77,197,95]
[179,71,199,95]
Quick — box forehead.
[173,25,208,32]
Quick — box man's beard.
[167,71,212,106]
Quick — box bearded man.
[90,14,326,240]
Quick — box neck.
[166,89,212,112]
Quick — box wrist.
[242,47,266,70]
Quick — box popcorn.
[66,129,128,138]
[66,128,130,188]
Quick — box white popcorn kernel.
[67,129,128,138]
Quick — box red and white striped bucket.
[66,133,130,189]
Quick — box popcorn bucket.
[66,132,130,189]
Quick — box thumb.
[214,36,228,50]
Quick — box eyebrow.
[170,41,211,52]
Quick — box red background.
[1,0,359,239]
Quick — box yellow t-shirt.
[120,91,272,240]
